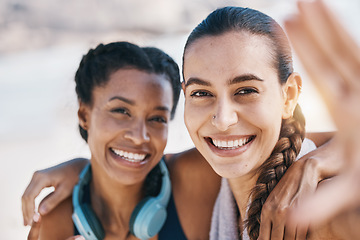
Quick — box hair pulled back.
[75,42,181,197]
[75,42,180,142]
[184,7,305,239]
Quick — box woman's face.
[183,31,287,179]
[80,68,173,185]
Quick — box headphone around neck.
[72,159,171,240]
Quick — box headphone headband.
[72,159,171,240]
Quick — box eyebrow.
[228,74,264,85]
[109,96,135,105]
[185,74,264,88]
[109,96,170,112]
[155,106,170,112]
[184,78,211,87]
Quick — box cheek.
[247,95,284,127]
[184,100,211,136]
[149,126,168,152]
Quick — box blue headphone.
[72,159,171,240]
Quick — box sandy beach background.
[1,0,359,238]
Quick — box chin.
[208,160,252,179]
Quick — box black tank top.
[73,189,187,239]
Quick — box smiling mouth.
[208,135,255,150]
[110,148,148,163]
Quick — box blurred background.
[1,0,359,238]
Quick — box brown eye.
[235,88,258,95]
[149,116,167,124]
[190,90,213,97]
[111,108,130,117]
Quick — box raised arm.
[22,158,89,226]
[284,0,360,237]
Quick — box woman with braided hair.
[182,6,351,240]
[24,5,347,240]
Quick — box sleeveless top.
[73,186,187,239]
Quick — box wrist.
[303,156,323,183]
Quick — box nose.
[124,120,150,145]
[211,99,238,131]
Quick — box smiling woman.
[81,68,172,184]
[22,5,348,240]
[181,6,339,240]
[33,42,183,240]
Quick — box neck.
[227,172,258,222]
[89,161,145,236]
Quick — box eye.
[149,116,168,124]
[235,88,259,95]
[190,90,213,97]
[111,108,130,117]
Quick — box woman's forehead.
[183,32,276,81]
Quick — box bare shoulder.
[165,148,220,197]
[165,149,221,239]
[39,196,74,240]
[165,148,219,181]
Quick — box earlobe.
[78,102,89,130]
[282,73,302,119]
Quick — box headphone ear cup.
[81,203,105,239]
[129,197,167,239]
[129,197,150,236]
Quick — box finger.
[270,222,284,240]
[284,220,296,240]
[27,213,41,240]
[37,185,70,215]
[298,0,360,87]
[258,218,271,240]
[22,172,52,226]
[295,222,309,240]
[66,236,85,240]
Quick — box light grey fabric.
[210,138,316,240]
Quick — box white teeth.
[212,137,251,149]
[111,148,146,162]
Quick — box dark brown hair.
[184,7,305,239]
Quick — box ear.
[78,102,90,130]
[282,72,302,119]
[181,81,186,93]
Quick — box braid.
[246,104,305,240]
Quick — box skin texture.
[284,0,360,238]
[182,31,302,238]
[23,5,349,239]
[40,68,173,240]
[183,32,297,180]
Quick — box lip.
[205,135,256,157]
[109,147,151,168]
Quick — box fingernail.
[75,236,85,240]
[33,212,40,223]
